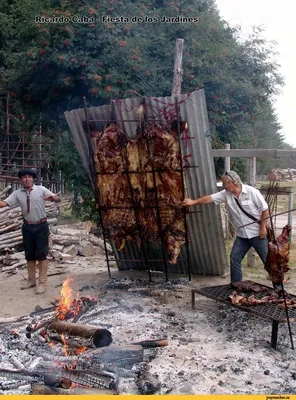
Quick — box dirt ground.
[0,254,229,319]
[1,254,296,395]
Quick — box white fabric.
[211,184,268,239]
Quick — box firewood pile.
[0,199,113,275]
[268,168,296,182]
[0,278,166,394]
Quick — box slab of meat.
[230,281,268,293]
[228,291,295,307]
[85,119,187,264]
[265,224,291,285]
[88,122,137,250]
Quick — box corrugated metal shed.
[64,89,228,276]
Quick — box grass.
[256,181,296,209]
[224,239,296,285]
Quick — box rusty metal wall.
[64,89,228,276]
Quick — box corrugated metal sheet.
[64,89,228,276]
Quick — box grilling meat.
[228,291,295,307]
[90,123,137,250]
[230,281,268,293]
[87,119,187,264]
[265,224,291,285]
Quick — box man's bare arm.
[259,209,269,239]
[0,201,8,208]
[181,195,213,207]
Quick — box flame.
[73,346,88,355]
[61,334,69,357]
[55,277,81,320]
[45,277,96,356]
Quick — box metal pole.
[280,281,294,350]
[238,207,296,229]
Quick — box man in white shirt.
[0,168,60,294]
[181,171,269,283]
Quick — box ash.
[1,276,296,395]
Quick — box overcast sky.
[215,0,296,147]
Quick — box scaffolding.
[0,93,59,191]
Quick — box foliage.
[0,0,287,218]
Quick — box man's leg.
[230,236,251,282]
[250,236,282,289]
[21,224,36,289]
[250,236,268,264]
[35,222,49,295]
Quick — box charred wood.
[47,321,112,348]
[81,345,144,370]
[31,383,118,395]
[132,338,168,348]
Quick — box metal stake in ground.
[237,207,295,349]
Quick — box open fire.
[0,276,166,395]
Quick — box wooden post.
[247,157,257,268]
[288,189,294,243]
[224,144,230,172]
[224,144,232,239]
[171,39,184,97]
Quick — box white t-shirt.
[211,184,268,239]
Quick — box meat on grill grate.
[230,281,268,293]
[228,291,295,307]
[87,120,187,264]
[265,224,291,285]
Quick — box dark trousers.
[22,222,49,261]
[230,236,268,282]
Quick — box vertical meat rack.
[83,96,192,282]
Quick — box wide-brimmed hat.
[18,168,37,179]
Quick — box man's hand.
[45,194,60,203]
[259,226,267,239]
[181,198,195,208]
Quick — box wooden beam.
[212,149,296,158]
[171,39,184,97]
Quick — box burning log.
[46,321,112,348]
[81,345,144,370]
[31,383,117,395]
[0,366,116,390]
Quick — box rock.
[52,243,64,251]
[173,383,196,394]
[63,244,78,257]
[264,370,270,375]
[217,327,223,333]
[78,240,95,257]
[136,372,161,395]
[132,304,144,312]
[167,311,176,317]
[60,253,75,261]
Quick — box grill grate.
[192,281,296,323]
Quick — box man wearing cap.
[0,168,60,294]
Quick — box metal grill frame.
[83,98,192,282]
[192,281,296,349]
